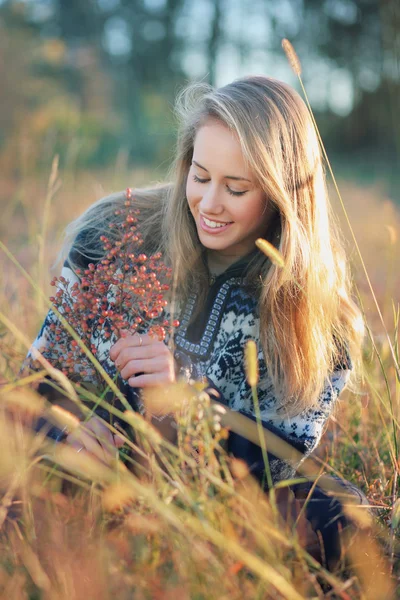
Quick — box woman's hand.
[109,331,176,388]
[66,415,125,464]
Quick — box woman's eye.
[193,174,247,197]
[226,186,247,197]
[193,175,209,184]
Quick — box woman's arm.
[208,368,351,488]
[24,246,127,457]
[23,259,85,437]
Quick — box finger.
[68,427,112,464]
[114,344,165,371]
[67,439,117,470]
[85,416,116,448]
[109,334,136,361]
[110,333,153,361]
[120,357,167,381]
[128,373,174,388]
[113,433,126,448]
[86,416,126,451]
[68,438,89,455]
[67,429,100,458]
[109,337,127,361]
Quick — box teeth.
[203,216,231,229]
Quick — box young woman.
[28,76,367,567]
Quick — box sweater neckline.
[205,247,259,284]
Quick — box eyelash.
[192,174,246,197]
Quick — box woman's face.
[186,119,271,264]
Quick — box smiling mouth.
[202,216,233,229]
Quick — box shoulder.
[67,228,105,272]
[65,186,168,272]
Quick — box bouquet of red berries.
[43,188,178,390]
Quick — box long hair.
[63,75,364,414]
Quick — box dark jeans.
[279,477,371,570]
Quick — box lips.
[200,215,233,234]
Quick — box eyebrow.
[192,160,252,183]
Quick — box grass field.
[0,160,399,599]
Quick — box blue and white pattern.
[173,283,350,456]
[27,248,351,480]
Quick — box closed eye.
[193,174,247,197]
[193,174,209,184]
[226,187,246,197]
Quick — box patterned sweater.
[28,241,351,486]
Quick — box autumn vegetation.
[1,2,400,597]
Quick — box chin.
[198,233,231,251]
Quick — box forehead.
[193,120,251,176]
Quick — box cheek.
[232,196,265,223]
[247,195,268,221]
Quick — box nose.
[199,183,223,215]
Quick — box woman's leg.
[290,477,371,571]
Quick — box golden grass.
[0,161,400,598]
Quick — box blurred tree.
[104,0,187,161]
[298,0,400,188]
[207,0,222,86]
[0,0,398,188]
[0,2,119,173]
[245,0,397,188]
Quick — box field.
[0,160,399,599]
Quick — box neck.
[206,250,242,276]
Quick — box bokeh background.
[0,4,400,594]
[1,0,398,181]
[0,0,399,336]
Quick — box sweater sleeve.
[224,368,351,487]
[25,260,81,367]
[23,258,86,440]
[24,243,130,439]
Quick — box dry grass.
[0,162,400,598]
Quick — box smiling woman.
[186,120,273,273]
[25,75,367,570]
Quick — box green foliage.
[0,0,399,186]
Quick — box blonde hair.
[63,75,364,414]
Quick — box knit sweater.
[28,240,352,486]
